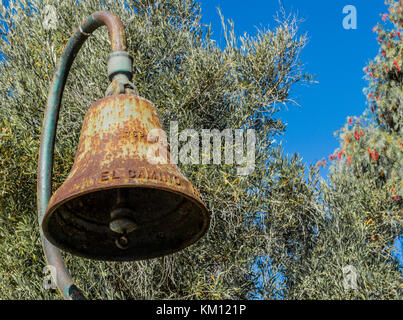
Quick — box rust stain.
[93,11,127,51]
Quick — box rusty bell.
[41,52,210,261]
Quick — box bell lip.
[41,184,210,261]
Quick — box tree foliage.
[306,0,402,299]
[324,0,402,243]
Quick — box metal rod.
[37,11,128,300]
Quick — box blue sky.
[199,0,383,175]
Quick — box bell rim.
[42,184,210,261]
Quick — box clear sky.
[199,0,383,175]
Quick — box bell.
[42,94,210,261]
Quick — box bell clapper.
[109,189,137,250]
[115,232,129,250]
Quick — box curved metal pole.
[37,11,128,300]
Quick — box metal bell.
[42,94,210,261]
